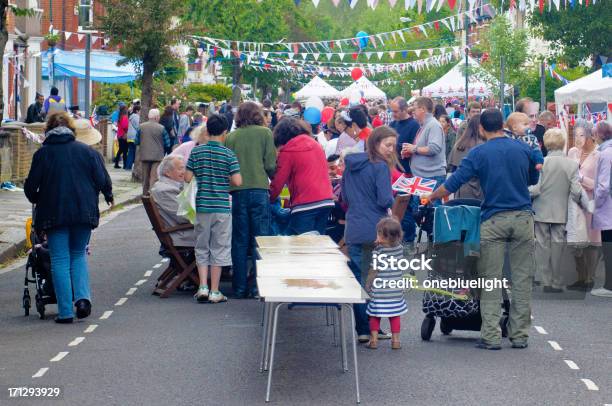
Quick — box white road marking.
[68,337,85,347]
[84,324,98,333]
[50,352,69,362]
[32,367,49,378]
[534,326,548,335]
[126,287,137,296]
[144,270,153,277]
[100,311,113,320]
[161,258,169,263]
[115,297,128,306]
[153,263,162,269]
[548,341,563,351]
[580,379,599,391]
[134,279,147,286]
[564,360,580,370]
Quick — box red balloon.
[321,106,335,123]
[351,67,363,81]
[340,98,349,106]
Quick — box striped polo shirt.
[186,140,240,213]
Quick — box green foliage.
[529,1,612,68]
[93,83,141,109]
[477,15,528,95]
[185,83,232,102]
[516,65,589,103]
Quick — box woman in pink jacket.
[269,117,334,235]
[114,105,129,169]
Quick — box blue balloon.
[303,107,322,125]
[356,31,369,49]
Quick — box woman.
[591,121,612,297]
[447,114,484,200]
[439,114,457,162]
[566,120,601,291]
[334,112,356,154]
[269,118,334,235]
[529,129,582,293]
[125,105,140,170]
[24,112,113,323]
[113,105,129,168]
[159,106,176,153]
[170,124,208,163]
[341,126,396,342]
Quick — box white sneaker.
[590,288,612,298]
[209,291,227,303]
[194,286,209,302]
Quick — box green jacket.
[225,125,277,191]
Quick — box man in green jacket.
[225,102,277,298]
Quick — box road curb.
[0,191,142,265]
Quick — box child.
[505,112,544,170]
[365,217,408,349]
[185,114,242,303]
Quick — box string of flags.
[190,3,494,54]
[548,63,570,84]
[46,28,111,47]
[560,110,608,126]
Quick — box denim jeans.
[231,189,271,296]
[347,243,372,336]
[289,207,331,235]
[125,142,136,170]
[46,225,92,319]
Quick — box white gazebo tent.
[341,76,387,101]
[294,76,341,101]
[554,69,612,132]
[421,57,511,98]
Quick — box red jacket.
[269,134,333,209]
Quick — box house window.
[78,0,94,31]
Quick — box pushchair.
[23,219,56,319]
[414,198,510,341]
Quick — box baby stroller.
[22,217,56,319]
[415,198,510,341]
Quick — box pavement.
[0,165,142,264]
[0,205,610,405]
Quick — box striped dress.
[366,245,408,318]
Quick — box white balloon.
[348,90,361,106]
[305,96,324,111]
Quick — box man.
[69,105,81,119]
[150,155,195,249]
[515,97,539,132]
[170,98,181,143]
[44,86,66,115]
[401,97,447,197]
[25,93,45,123]
[456,102,482,139]
[178,105,195,143]
[533,110,556,157]
[425,108,539,350]
[390,96,421,243]
[136,108,171,195]
[225,102,277,298]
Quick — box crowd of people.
[24,91,612,355]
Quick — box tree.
[185,0,293,105]
[529,2,612,69]
[98,0,190,120]
[0,2,36,121]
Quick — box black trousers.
[602,229,612,290]
[114,138,129,167]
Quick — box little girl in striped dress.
[365,217,408,349]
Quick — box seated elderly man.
[150,155,196,250]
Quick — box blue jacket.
[341,153,394,245]
[444,136,539,221]
[24,126,113,231]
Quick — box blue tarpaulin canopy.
[42,50,138,83]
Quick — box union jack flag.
[392,175,437,196]
[90,105,99,127]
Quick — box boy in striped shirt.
[185,114,242,303]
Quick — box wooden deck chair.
[141,195,198,298]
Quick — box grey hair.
[159,155,183,177]
[574,118,593,137]
[392,96,408,111]
[148,108,160,120]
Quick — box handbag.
[176,179,197,224]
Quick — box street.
[0,205,610,406]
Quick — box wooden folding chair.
[141,195,198,298]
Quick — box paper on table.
[255,235,338,249]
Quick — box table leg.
[338,305,348,372]
[263,302,274,371]
[259,301,269,372]
[345,304,361,404]
[265,303,284,403]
